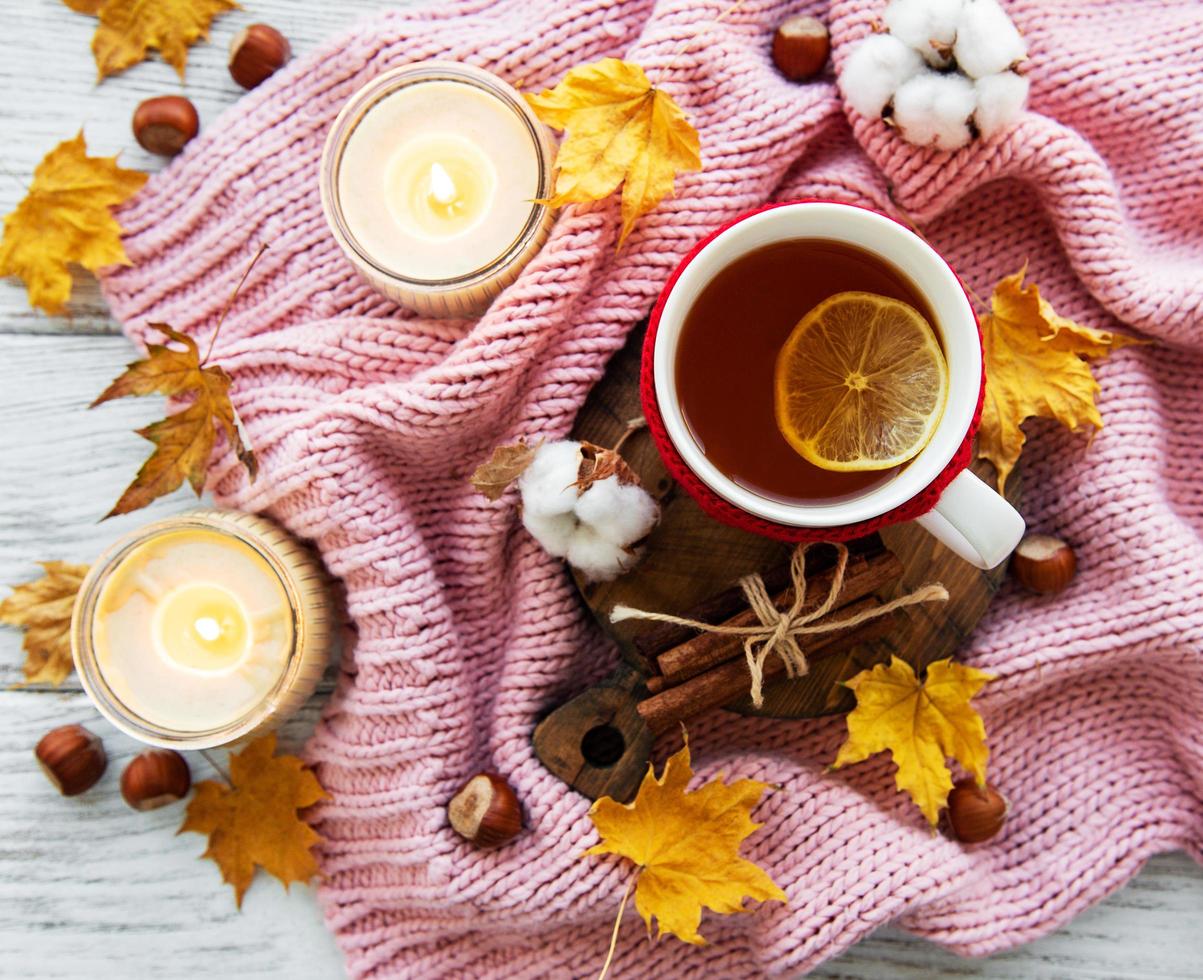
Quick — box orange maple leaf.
[63,0,238,81]
[0,132,145,314]
[180,734,326,907]
[92,324,257,518]
[0,562,90,685]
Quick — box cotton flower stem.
[611,416,646,455]
[202,242,269,365]
[598,871,638,980]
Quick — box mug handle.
[915,470,1026,569]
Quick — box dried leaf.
[832,656,992,826]
[0,562,89,686]
[526,58,702,245]
[64,0,238,80]
[93,324,257,518]
[470,441,536,500]
[575,440,639,492]
[0,132,146,314]
[586,736,786,946]
[979,267,1145,492]
[179,733,326,907]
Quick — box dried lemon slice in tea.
[773,291,949,472]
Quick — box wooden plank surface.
[0,1,1199,978]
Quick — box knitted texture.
[98,0,1203,976]
[640,200,987,542]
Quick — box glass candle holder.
[320,61,557,318]
[72,510,334,749]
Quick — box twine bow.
[610,543,949,707]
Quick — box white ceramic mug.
[651,201,1024,569]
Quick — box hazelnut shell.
[771,15,830,81]
[121,749,192,811]
[1011,534,1077,595]
[132,95,199,157]
[947,779,1008,843]
[35,724,107,797]
[447,772,523,848]
[229,24,291,90]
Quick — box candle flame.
[428,162,458,206]
[194,616,222,643]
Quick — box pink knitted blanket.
[99,0,1203,976]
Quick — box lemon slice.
[773,291,948,472]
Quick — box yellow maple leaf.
[63,0,238,80]
[92,323,257,518]
[0,562,90,686]
[832,656,992,826]
[180,733,326,907]
[526,58,702,245]
[0,132,146,315]
[586,736,785,949]
[979,267,1144,493]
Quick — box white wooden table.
[0,1,1198,977]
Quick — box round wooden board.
[571,325,1020,718]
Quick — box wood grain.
[0,1,1199,976]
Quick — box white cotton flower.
[974,70,1030,138]
[517,440,581,517]
[515,439,660,583]
[892,71,977,151]
[566,525,639,583]
[883,0,964,67]
[838,32,924,118]
[575,475,659,546]
[521,509,577,558]
[954,0,1027,79]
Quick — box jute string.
[610,543,949,706]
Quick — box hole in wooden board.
[580,724,626,767]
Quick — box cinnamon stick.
[637,598,897,735]
[654,549,903,685]
[629,538,886,663]
[630,562,797,664]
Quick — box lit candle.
[72,511,333,748]
[320,62,556,317]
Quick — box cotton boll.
[838,33,924,118]
[974,71,1029,138]
[883,0,964,67]
[576,475,659,546]
[566,525,637,583]
[892,71,976,151]
[517,440,581,517]
[521,509,578,558]
[954,0,1027,79]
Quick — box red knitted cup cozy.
[641,200,986,542]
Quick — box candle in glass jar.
[73,511,332,749]
[320,62,556,317]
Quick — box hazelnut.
[771,15,830,82]
[35,724,107,797]
[447,772,523,848]
[947,778,1008,843]
[132,95,199,157]
[1011,534,1077,595]
[121,749,192,811]
[229,24,291,90]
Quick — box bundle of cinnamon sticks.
[631,546,905,734]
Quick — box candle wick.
[428,162,458,207]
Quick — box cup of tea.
[643,200,1024,569]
